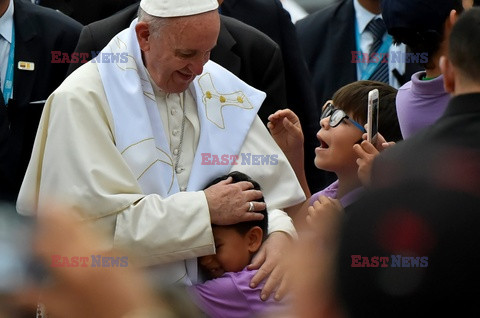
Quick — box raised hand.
[248,231,292,301]
[267,109,304,155]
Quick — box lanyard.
[3,26,15,105]
[354,18,392,80]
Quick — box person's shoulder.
[225,269,267,299]
[192,269,286,316]
[225,0,278,13]
[193,269,258,297]
[53,62,103,100]
[189,272,248,317]
[227,269,289,312]
[38,62,110,136]
[259,0,296,22]
[14,0,82,30]
[85,2,138,34]
[398,79,413,92]
[296,0,352,30]
[220,15,279,49]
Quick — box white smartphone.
[367,89,379,143]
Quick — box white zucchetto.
[139,0,219,17]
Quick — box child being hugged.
[188,171,289,318]
[268,80,402,231]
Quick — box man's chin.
[164,82,192,94]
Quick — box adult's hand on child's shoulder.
[247,231,292,302]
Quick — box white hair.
[137,7,170,37]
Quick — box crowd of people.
[1,0,480,317]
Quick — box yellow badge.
[18,61,35,71]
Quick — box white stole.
[97,19,266,284]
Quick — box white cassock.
[17,20,305,285]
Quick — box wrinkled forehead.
[163,10,220,34]
[160,11,220,46]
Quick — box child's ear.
[246,226,263,253]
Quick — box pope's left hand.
[247,231,292,301]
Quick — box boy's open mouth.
[320,138,330,149]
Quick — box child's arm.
[267,109,311,198]
[267,109,312,230]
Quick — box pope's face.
[138,10,220,93]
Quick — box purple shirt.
[396,71,450,139]
[309,180,363,208]
[189,268,288,318]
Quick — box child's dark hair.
[388,0,463,70]
[205,171,268,241]
[332,80,402,142]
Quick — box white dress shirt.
[353,0,406,88]
[0,0,14,94]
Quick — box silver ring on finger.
[248,201,254,212]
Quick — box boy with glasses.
[268,80,402,231]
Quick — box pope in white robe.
[17,1,305,286]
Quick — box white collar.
[0,0,14,43]
[353,0,382,34]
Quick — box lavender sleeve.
[309,180,363,208]
[188,269,283,318]
[309,180,339,205]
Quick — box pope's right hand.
[204,177,266,225]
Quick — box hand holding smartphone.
[367,89,379,143]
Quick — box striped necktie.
[366,18,389,83]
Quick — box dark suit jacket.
[296,0,422,188]
[39,0,138,25]
[0,0,82,202]
[371,93,480,193]
[220,0,323,192]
